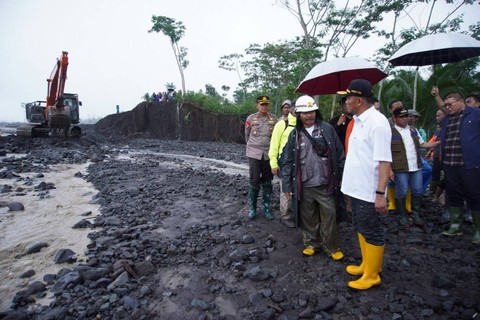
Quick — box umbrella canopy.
[296,57,388,95]
[389,32,480,67]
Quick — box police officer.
[245,96,277,220]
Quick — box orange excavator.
[18,51,82,137]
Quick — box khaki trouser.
[279,182,293,220]
[299,186,340,254]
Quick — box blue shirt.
[440,106,480,169]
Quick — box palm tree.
[381,58,480,136]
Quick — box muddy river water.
[0,150,251,312]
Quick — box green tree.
[205,84,218,97]
[373,0,477,108]
[379,58,480,136]
[219,53,247,102]
[165,82,176,91]
[149,16,189,94]
[277,0,406,60]
[220,38,322,112]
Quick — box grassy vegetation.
[177,91,257,116]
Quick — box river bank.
[0,133,478,319]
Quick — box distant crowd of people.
[244,81,480,291]
[150,89,177,102]
[150,88,181,103]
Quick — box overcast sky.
[0,0,477,122]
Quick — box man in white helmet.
[281,95,345,261]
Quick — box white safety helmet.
[295,95,318,113]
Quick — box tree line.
[148,0,480,135]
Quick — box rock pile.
[0,134,478,319]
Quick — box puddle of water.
[118,151,249,176]
[0,126,19,137]
[0,162,101,312]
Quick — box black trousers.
[351,198,384,246]
[431,157,445,188]
[248,156,273,187]
[444,165,480,211]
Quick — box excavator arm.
[44,51,72,136]
[46,51,69,115]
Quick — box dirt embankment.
[94,101,247,143]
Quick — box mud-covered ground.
[0,131,479,320]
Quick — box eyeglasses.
[259,103,270,106]
[397,114,409,118]
[444,99,461,108]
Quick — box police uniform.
[245,96,277,220]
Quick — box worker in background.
[269,100,296,228]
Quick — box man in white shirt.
[338,79,392,291]
[390,107,440,228]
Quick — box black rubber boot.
[464,201,473,223]
[410,195,424,227]
[429,180,439,196]
[248,185,260,219]
[471,211,480,244]
[441,207,450,223]
[442,207,463,236]
[395,198,411,229]
[262,182,273,220]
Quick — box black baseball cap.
[337,79,374,98]
[393,107,409,117]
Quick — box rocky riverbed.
[0,132,479,320]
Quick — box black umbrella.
[389,32,480,66]
[388,32,480,110]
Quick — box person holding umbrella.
[338,79,392,290]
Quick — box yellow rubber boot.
[387,187,396,211]
[346,233,366,276]
[405,189,412,213]
[348,243,384,290]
